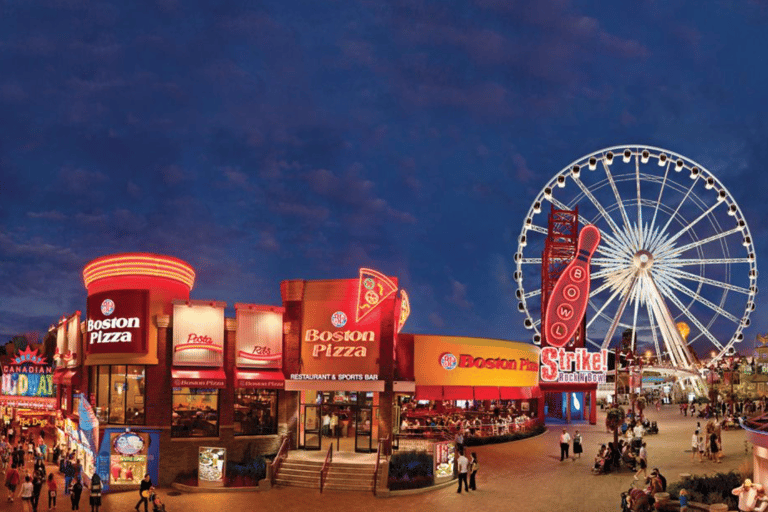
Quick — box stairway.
[274,454,378,492]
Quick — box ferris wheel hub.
[633,250,654,269]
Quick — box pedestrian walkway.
[0,407,749,512]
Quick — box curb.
[170,482,264,493]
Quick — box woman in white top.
[691,432,699,461]
[18,475,33,512]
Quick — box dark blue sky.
[2,0,768,357]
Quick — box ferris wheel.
[515,145,757,367]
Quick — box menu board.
[434,440,455,480]
[198,447,226,487]
[109,432,149,486]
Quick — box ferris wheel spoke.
[644,276,697,367]
[526,224,549,235]
[521,258,543,265]
[645,301,662,364]
[666,257,752,267]
[648,159,672,242]
[630,278,642,353]
[571,176,632,246]
[661,275,741,324]
[523,288,542,300]
[653,278,725,352]
[587,277,631,330]
[601,159,633,236]
[635,152,644,247]
[653,201,721,256]
[656,226,742,261]
[649,179,698,253]
[593,257,631,266]
[596,244,631,261]
[601,275,638,349]
[663,267,751,295]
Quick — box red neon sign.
[356,268,398,322]
[544,225,600,348]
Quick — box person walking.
[135,474,152,512]
[63,458,73,496]
[710,430,722,463]
[47,473,57,511]
[456,450,469,494]
[455,429,465,454]
[31,471,43,512]
[691,430,699,462]
[469,452,478,491]
[8,425,14,445]
[634,442,647,481]
[6,463,20,502]
[19,475,33,512]
[559,429,571,461]
[573,430,583,459]
[69,476,82,511]
[88,473,101,512]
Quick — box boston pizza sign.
[86,290,149,355]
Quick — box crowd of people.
[400,401,538,440]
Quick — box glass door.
[355,407,372,452]
[303,404,321,450]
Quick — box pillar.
[589,389,597,424]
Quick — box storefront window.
[234,389,277,436]
[171,388,219,438]
[89,366,146,425]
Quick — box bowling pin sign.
[544,225,601,348]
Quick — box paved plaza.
[0,406,751,512]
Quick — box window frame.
[171,387,221,438]
[89,365,147,426]
[233,388,279,437]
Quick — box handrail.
[373,435,389,496]
[270,432,291,486]
[319,443,333,493]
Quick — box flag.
[77,393,99,452]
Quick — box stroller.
[148,488,167,512]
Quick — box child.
[679,489,689,512]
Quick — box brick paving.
[0,406,751,512]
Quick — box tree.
[605,406,626,446]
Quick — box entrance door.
[355,407,372,452]
[303,405,321,450]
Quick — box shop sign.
[539,347,608,383]
[413,335,540,387]
[172,303,224,367]
[108,431,151,486]
[235,306,283,369]
[113,432,144,456]
[198,447,226,487]
[300,278,392,379]
[1,347,53,398]
[86,290,149,356]
[66,313,80,367]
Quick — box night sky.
[2,1,768,358]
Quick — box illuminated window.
[88,365,146,425]
[171,388,219,438]
[234,389,278,436]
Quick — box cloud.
[57,168,108,194]
[27,211,66,221]
[448,279,472,309]
[429,312,445,328]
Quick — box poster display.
[434,440,456,480]
[109,431,150,486]
[198,447,226,487]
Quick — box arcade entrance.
[298,390,379,453]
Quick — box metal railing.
[319,443,333,493]
[373,435,389,496]
[270,432,291,486]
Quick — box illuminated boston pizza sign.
[86,290,149,355]
[539,347,608,383]
[297,277,394,380]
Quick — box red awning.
[500,387,534,400]
[235,370,284,389]
[171,368,227,389]
[443,386,474,400]
[414,385,443,400]
[473,386,500,400]
[62,371,80,386]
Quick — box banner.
[77,393,100,453]
[235,305,283,369]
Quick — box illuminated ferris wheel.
[514,145,757,367]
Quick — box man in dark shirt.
[135,474,152,512]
